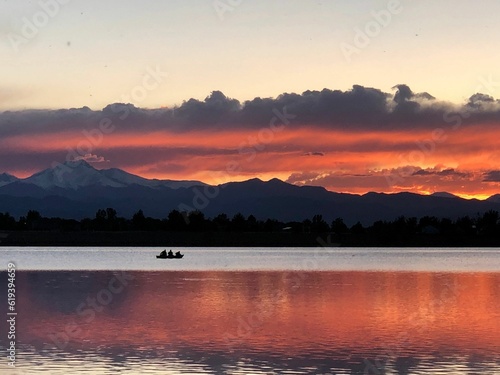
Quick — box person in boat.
[160,249,167,257]
[168,250,174,257]
[175,251,181,257]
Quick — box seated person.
[168,250,174,257]
[175,251,181,256]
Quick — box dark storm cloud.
[437,168,468,177]
[393,84,414,104]
[412,169,431,176]
[303,152,325,156]
[483,170,500,182]
[0,106,97,136]
[466,93,499,110]
[1,85,500,139]
[392,84,435,104]
[240,85,390,127]
[412,168,470,178]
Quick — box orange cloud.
[2,123,500,198]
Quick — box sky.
[1,0,500,199]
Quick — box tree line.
[0,208,500,238]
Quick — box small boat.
[156,254,184,259]
[156,250,184,259]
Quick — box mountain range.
[1,160,500,225]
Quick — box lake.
[0,247,499,374]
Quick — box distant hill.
[487,194,500,203]
[0,173,18,187]
[0,162,499,224]
[430,192,459,199]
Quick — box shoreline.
[1,231,499,247]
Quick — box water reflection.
[1,271,499,374]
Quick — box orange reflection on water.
[16,271,500,359]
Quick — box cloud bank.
[1,84,500,138]
[1,84,500,198]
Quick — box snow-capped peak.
[18,161,206,190]
[100,168,206,189]
[61,159,94,169]
[24,161,125,190]
[100,168,151,186]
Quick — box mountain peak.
[25,160,123,190]
[0,172,17,180]
[61,159,94,169]
[268,178,284,184]
[0,173,19,187]
[431,192,458,199]
[20,161,206,190]
[486,194,500,203]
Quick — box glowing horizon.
[2,1,500,200]
[3,112,500,200]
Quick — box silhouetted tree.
[80,218,93,231]
[187,211,206,231]
[455,216,476,236]
[132,210,146,230]
[440,218,453,235]
[351,221,364,234]
[478,210,499,236]
[231,213,247,232]
[285,221,305,233]
[106,208,117,221]
[263,218,280,232]
[95,209,106,221]
[0,212,16,230]
[302,219,312,233]
[92,208,123,231]
[311,214,329,232]
[407,217,418,233]
[213,213,230,231]
[167,210,188,231]
[418,216,440,231]
[331,218,348,234]
[369,220,389,235]
[26,210,42,230]
[5,204,500,246]
[247,215,259,231]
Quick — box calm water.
[0,247,499,374]
[0,247,499,272]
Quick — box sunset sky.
[1,0,500,198]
